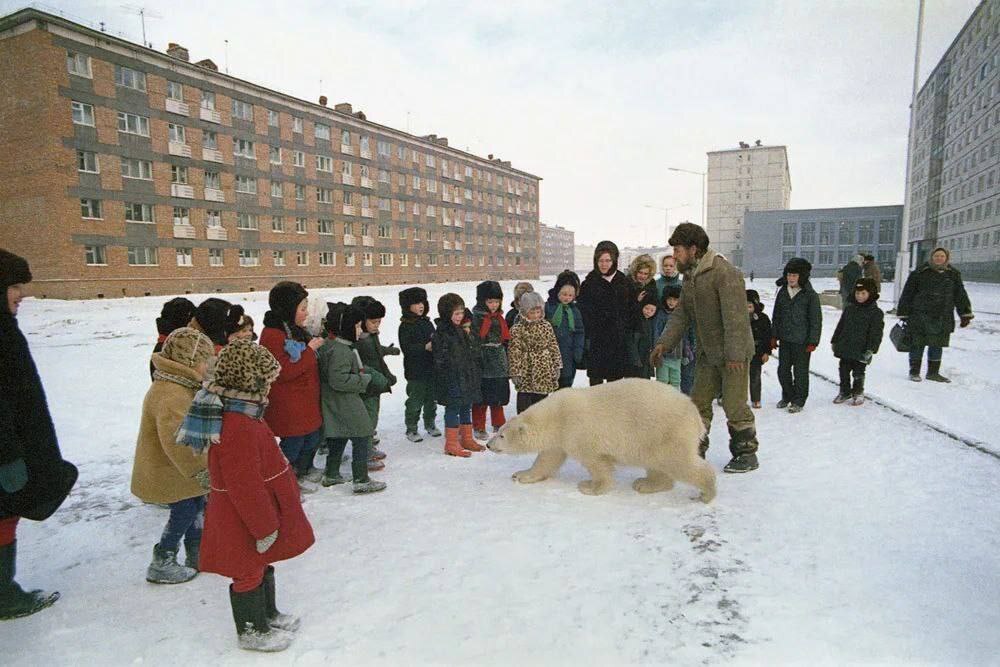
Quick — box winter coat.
[656,273,683,300]
[398,314,435,381]
[749,312,773,362]
[355,332,397,398]
[199,411,315,577]
[629,314,658,378]
[544,298,584,382]
[840,260,863,301]
[508,318,563,394]
[505,308,521,330]
[472,306,510,379]
[831,300,885,362]
[897,263,974,348]
[864,262,882,293]
[432,318,483,407]
[259,325,322,437]
[131,354,208,504]
[578,270,632,378]
[316,338,374,439]
[653,309,691,361]
[772,283,822,346]
[654,249,754,366]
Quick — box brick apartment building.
[0,8,541,299]
[538,223,574,275]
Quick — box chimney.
[501,160,511,168]
[422,134,437,142]
[488,154,494,160]
[436,137,448,147]
[354,111,366,120]
[195,58,218,71]
[319,95,328,106]
[334,102,352,114]
[166,43,189,62]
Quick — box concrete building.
[706,142,791,267]
[0,8,540,299]
[907,0,1000,282]
[618,246,672,273]
[574,244,595,273]
[743,205,903,279]
[539,223,574,276]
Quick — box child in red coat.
[177,339,315,652]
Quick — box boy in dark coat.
[433,294,484,457]
[831,278,884,405]
[351,296,400,459]
[771,257,822,413]
[544,271,585,389]
[398,287,440,442]
[746,290,772,409]
[471,281,511,440]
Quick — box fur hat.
[518,291,545,313]
[593,241,619,275]
[853,277,879,303]
[268,281,308,325]
[156,297,196,337]
[351,295,386,320]
[781,257,812,285]
[462,308,474,325]
[510,281,533,310]
[324,302,346,334]
[438,293,465,322]
[212,339,281,401]
[337,305,366,342]
[746,289,764,314]
[549,270,580,302]
[628,254,656,282]
[194,298,243,347]
[0,249,31,315]
[160,327,214,369]
[399,287,430,316]
[476,280,504,309]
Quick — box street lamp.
[643,203,690,244]
[667,167,706,228]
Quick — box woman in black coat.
[577,241,632,385]
[897,247,974,382]
[0,249,78,620]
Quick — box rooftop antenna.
[224,39,229,74]
[120,5,161,47]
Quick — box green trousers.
[689,360,757,455]
[403,379,437,432]
[363,396,381,433]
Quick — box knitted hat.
[399,287,430,315]
[476,280,503,309]
[593,241,619,275]
[518,291,545,313]
[156,297,196,336]
[193,298,243,347]
[212,339,281,401]
[438,293,465,321]
[268,281,308,325]
[160,327,214,369]
[853,277,879,303]
[338,305,366,342]
[351,295,386,320]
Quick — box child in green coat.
[350,296,400,461]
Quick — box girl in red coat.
[259,282,325,491]
[176,339,315,652]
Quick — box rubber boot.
[444,427,470,457]
[926,359,951,383]
[263,566,300,632]
[459,424,485,452]
[0,542,59,621]
[229,583,293,652]
[909,358,922,382]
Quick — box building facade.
[0,9,540,299]
[538,224,574,276]
[618,246,672,273]
[907,0,1000,282]
[573,244,595,274]
[743,205,903,280]
[706,143,791,267]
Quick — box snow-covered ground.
[3,277,999,665]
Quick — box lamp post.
[643,203,690,244]
[668,167,706,228]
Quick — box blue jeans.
[444,404,473,428]
[158,496,205,553]
[909,345,943,364]
[279,427,323,476]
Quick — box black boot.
[909,358,922,382]
[262,566,300,632]
[229,582,293,652]
[183,536,200,571]
[0,542,59,621]
[926,359,951,383]
[723,428,759,473]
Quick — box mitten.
[806,344,816,353]
[861,350,874,365]
[194,469,211,490]
[960,316,972,328]
[284,338,306,362]
[256,530,278,554]
[384,343,401,356]
[0,458,28,493]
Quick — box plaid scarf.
[176,388,267,453]
[152,369,201,389]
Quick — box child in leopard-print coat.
[507,291,563,414]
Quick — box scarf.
[549,303,575,330]
[478,310,510,343]
[176,386,268,452]
[152,369,201,389]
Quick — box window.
[72,101,95,126]
[379,169,390,183]
[399,226,408,240]
[295,184,306,200]
[427,205,436,217]
[233,138,255,158]
[117,112,149,136]
[209,248,224,266]
[295,217,308,234]
[378,222,391,237]
[166,81,184,101]
[399,252,409,266]
[292,116,303,133]
[268,109,279,127]
[397,201,405,213]
[272,215,285,232]
[428,254,438,266]
[77,150,99,173]
[316,155,333,172]
[316,188,333,204]
[397,145,406,160]
[315,123,331,140]
[341,129,350,145]
[412,150,419,164]
[80,199,102,219]
[858,221,875,245]
[379,198,391,211]
[203,130,218,149]
[361,136,371,155]
[819,222,834,246]
[342,161,353,177]
[125,202,155,222]
[377,140,391,157]
[426,153,435,168]
[379,252,393,267]
[271,181,283,198]
[800,222,815,245]
[464,188,472,200]
[413,175,421,190]
[176,248,193,267]
[236,213,259,230]
[171,165,189,184]
[345,252,356,267]
[293,150,305,167]
[838,221,855,245]
[114,65,146,91]
[878,248,893,263]
[84,245,106,265]
[127,246,158,266]
[239,249,260,267]
[319,251,336,266]
[173,207,190,225]
[273,250,285,266]
[837,248,853,265]
[318,219,334,235]
[235,175,257,193]
[465,165,473,178]
[363,252,373,267]
[201,90,216,110]
[878,220,896,244]
[297,251,309,266]
[67,51,91,77]
[168,124,186,144]
[231,99,253,120]
[427,179,437,193]
[360,164,370,180]
[206,210,222,227]
[204,171,221,190]
[818,249,833,265]
[269,146,282,164]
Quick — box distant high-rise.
[539,224,574,275]
[706,143,791,266]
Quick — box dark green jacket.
[355,332,397,397]
[772,282,822,346]
[432,318,482,407]
[897,263,974,347]
[471,306,510,378]
[317,338,374,439]
[831,300,884,361]
[398,314,435,381]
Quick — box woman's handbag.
[890,321,911,353]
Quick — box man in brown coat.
[863,255,882,293]
[650,224,759,473]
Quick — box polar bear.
[486,379,716,502]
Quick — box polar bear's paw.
[632,476,674,494]
[578,479,611,495]
[512,469,547,484]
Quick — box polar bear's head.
[485,417,537,454]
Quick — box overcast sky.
[6,0,982,246]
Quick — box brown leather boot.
[459,424,485,452]
[444,427,470,457]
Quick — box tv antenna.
[120,5,162,47]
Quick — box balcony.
[360,149,372,160]
[199,107,222,123]
[206,226,227,240]
[442,192,451,203]
[205,188,225,203]
[202,148,224,163]
[341,144,354,155]
[444,240,454,250]
[455,220,464,228]
[172,224,196,239]
[361,208,374,218]
[342,174,356,186]
[360,177,373,189]
[344,234,357,246]
[342,204,357,216]
[168,142,192,158]
[442,215,452,227]
[362,235,374,247]
[165,98,189,116]
[171,183,195,198]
